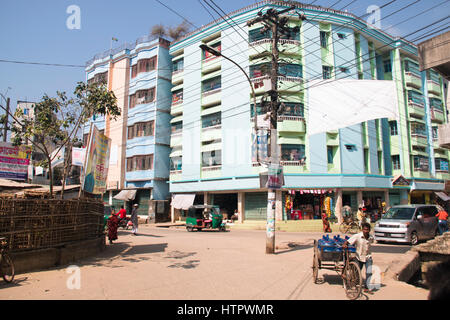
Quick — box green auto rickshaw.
[186,205,227,232]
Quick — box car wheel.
[410,231,419,246]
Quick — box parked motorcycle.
[118,217,131,230]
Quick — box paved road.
[0,226,429,300]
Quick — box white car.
[374,205,439,245]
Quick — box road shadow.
[117,230,164,238]
[73,242,169,268]
[275,241,313,255]
[0,276,30,289]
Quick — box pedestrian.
[435,207,449,235]
[357,207,365,228]
[231,209,239,222]
[131,203,139,235]
[107,213,119,244]
[343,222,376,294]
[321,210,332,233]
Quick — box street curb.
[385,250,421,282]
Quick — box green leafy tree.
[10,82,119,197]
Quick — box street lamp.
[199,44,262,164]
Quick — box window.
[378,151,383,173]
[322,66,333,79]
[126,154,154,172]
[170,156,182,171]
[249,28,272,42]
[202,112,221,128]
[202,76,221,93]
[250,103,266,117]
[250,63,271,78]
[389,121,398,136]
[404,60,420,75]
[411,122,426,136]
[327,146,336,164]
[407,90,424,105]
[413,156,429,171]
[392,155,401,170]
[88,71,108,85]
[172,89,183,104]
[129,88,155,108]
[280,102,304,117]
[364,149,369,173]
[280,27,300,41]
[427,70,440,83]
[435,158,449,172]
[429,98,443,111]
[337,33,346,39]
[127,121,154,139]
[172,59,184,73]
[279,64,303,78]
[171,122,182,133]
[131,57,157,78]
[202,150,222,167]
[383,60,392,73]
[320,31,329,48]
[203,42,221,60]
[432,127,438,140]
[281,144,305,161]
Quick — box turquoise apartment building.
[85,36,172,220]
[168,0,449,222]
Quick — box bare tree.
[168,21,191,41]
[151,24,167,38]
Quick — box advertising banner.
[251,129,269,163]
[50,147,65,168]
[71,147,86,167]
[82,125,111,194]
[0,142,32,181]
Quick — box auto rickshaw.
[186,205,227,232]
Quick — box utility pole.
[248,5,300,254]
[3,98,10,142]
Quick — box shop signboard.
[392,175,410,187]
[267,164,284,190]
[0,142,32,181]
[72,147,86,167]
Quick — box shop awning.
[435,192,450,202]
[171,194,195,210]
[113,189,137,201]
[411,181,445,191]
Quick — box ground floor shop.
[104,188,170,223]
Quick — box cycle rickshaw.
[312,236,362,300]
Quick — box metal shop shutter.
[245,192,267,220]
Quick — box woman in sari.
[321,210,332,233]
[107,213,119,244]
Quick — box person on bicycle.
[343,222,375,294]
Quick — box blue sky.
[0,0,448,108]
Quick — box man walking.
[436,207,449,235]
[131,203,139,235]
[343,222,375,294]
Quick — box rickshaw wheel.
[312,241,319,283]
[186,226,194,232]
[343,261,362,300]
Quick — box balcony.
[170,131,182,147]
[427,80,441,95]
[431,107,445,123]
[407,101,425,118]
[326,132,339,146]
[202,56,221,74]
[172,69,183,85]
[410,134,428,148]
[201,125,222,142]
[201,165,222,179]
[202,88,221,107]
[251,75,303,95]
[438,123,450,149]
[170,170,182,182]
[404,72,422,89]
[277,116,306,133]
[249,39,272,58]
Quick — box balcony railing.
[201,165,222,172]
[202,88,221,97]
[280,160,306,166]
[278,116,304,122]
